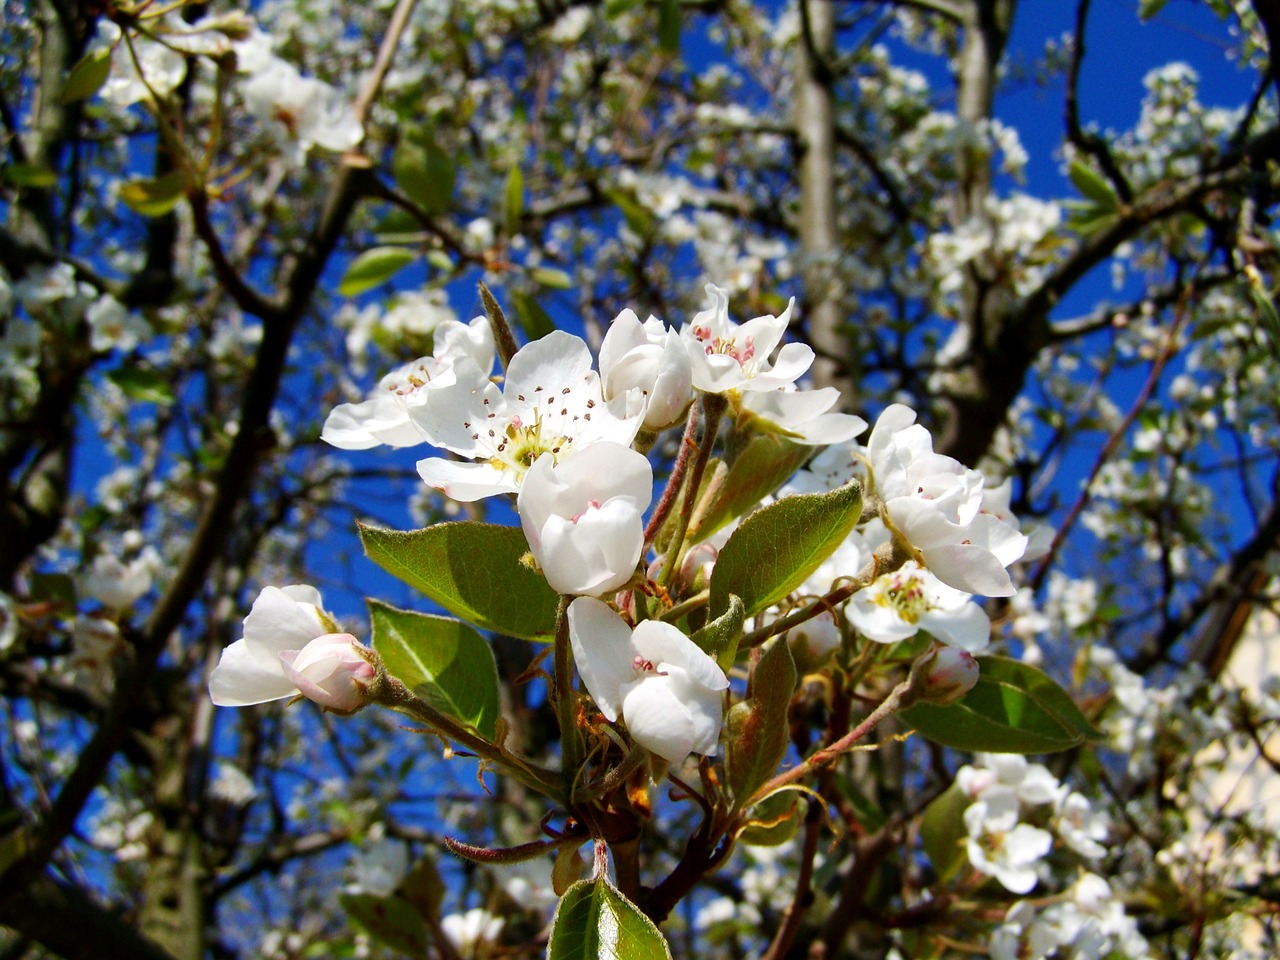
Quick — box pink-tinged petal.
[922,543,1017,597]
[416,458,518,502]
[631,621,728,693]
[619,676,696,764]
[537,499,643,595]
[279,633,373,712]
[919,602,991,652]
[567,597,635,721]
[209,638,298,706]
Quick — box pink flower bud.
[279,633,374,714]
[922,647,979,704]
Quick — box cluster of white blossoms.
[214,284,1032,767]
[958,754,1111,895]
[92,12,361,161]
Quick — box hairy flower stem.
[552,595,584,795]
[659,393,728,589]
[366,671,563,802]
[643,401,700,548]
[590,743,649,801]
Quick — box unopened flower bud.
[921,647,979,704]
[279,633,375,714]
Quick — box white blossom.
[568,597,727,764]
[517,442,652,596]
[412,331,641,501]
[681,284,812,394]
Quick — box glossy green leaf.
[690,593,743,670]
[548,877,672,960]
[107,367,175,405]
[394,139,455,215]
[920,782,968,883]
[726,639,796,806]
[901,656,1102,754]
[340,893,428,955]
[738,791,801,847]
[511,289,556,339]
[692,428,815,544]
[120,172,187,217]
[710,481,862,618]
[1138,0,1169,19]
[61,48,112,104]
[658,0,681,55]
[369,601,500,739]
[2,164,57,188]
[1068,160,1119,212]
[504,164,524,236]
[531,267,573,290]
[338,247,416,297]
[398,855,446,923]
[359,521,559,641]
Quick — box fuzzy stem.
[367,673,562,802]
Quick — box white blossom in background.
[440,908,503,955]
[80,550,158,611]
[239,58,362,160]
[599,309,693,430]
[991,874,1150,960]
[1056,791,1109,859]
[963,787,1052,894]
[95,21,188,108]
[86,295,150,353]
[846,561,991,652]
[349,837,410,897]
[786,610,843,671]
[412,331,642,501]
[568,597,727,764]
[863,404,1027,596]
[681,284,813,394]
[208,585,373,712]
[322,317,495,450]
[209,762,258,806]
[0,592,17,652]
[342,288,463,370]
[517,442,652,596]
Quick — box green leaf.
[398,855,446,923]
[920,782,968,883]
[1138,0,1169,20]
[602,188,654,237]
[692,429,815,544]
[738,791,801,847]
[504,164,524,236]
[710,482,862,619]
[530,267,573,290]
[690,593,744,670]
[61,48,113,104]
[338,247,416,297]
[901,656,1102,755]
[340,893,428,955]
[120,172,187,218]
[511,289,557,339]
[658,0,681,55]
[1068,160,1119,212]
[726,639,796,806]
[394,139,455,215]
[548,877,673,960]
[359,521,560,641]
[369,601,500,739]
[2,164,57,188]
[107,366,176,405]
[30,572,76,609]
